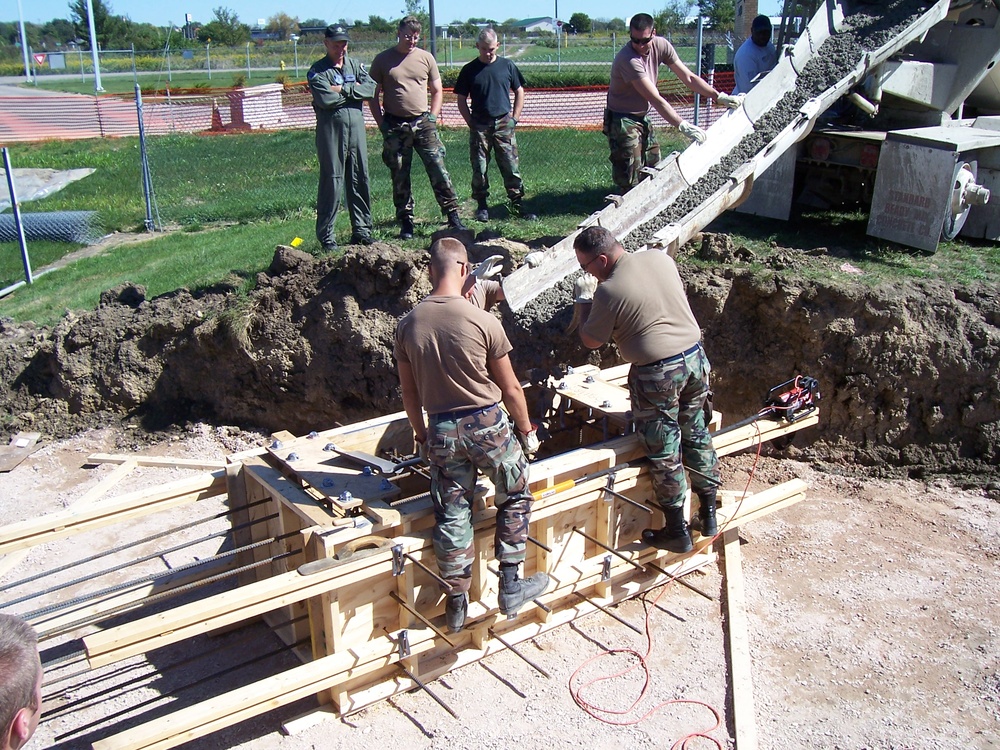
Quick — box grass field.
[2,124,997,328]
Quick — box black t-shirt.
[454,57,526,119]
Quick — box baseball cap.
[325,24,350,41]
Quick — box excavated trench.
[1,240,997,495]
[1,0,997,492]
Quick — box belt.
[639,342,701,368]
[386,112,426,123]
[429,403,495,421]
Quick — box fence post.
[693,16,704,126]
[2,148,33,286]
[246,42,251,80]
[134,84,156,232]
[207,42,211,80]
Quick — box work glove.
[524,250,547,268]
[678,120,707,144]
[517,427,540,458]
[574,273,598,302]
[473,254,504,280]
[716,92,745,109]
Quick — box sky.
[11,0,784,28]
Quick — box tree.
[300,17,327,28]
[197,7,250,45]
[497,18,520,35]
[699,0,735,31]
[402,0,429,30]
[569,12,591,34]
[366,15,394,31]
[608,17,626,31]
[266,12,299,41]
[69,0,129,49]
[655,0,694,32]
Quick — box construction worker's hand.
[574,273,598,302]
[415,437,429,462]
[678,120,707,144]
[524,250,547,268]
[517,427,540,458]
[473,254,504,281]
[716,92,745,109]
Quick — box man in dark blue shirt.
[454,28,536,222]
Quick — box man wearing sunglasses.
[605,12,742,192]
[571,226,721,554]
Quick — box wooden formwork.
[59,364,816,749]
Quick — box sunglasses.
[630,34,653,45]
[579,254,603,272]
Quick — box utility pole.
[15,0,31,83]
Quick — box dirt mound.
[1,240,997,490]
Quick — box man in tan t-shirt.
[605,12,742,192]
[394,237,548,633]
[370,16,466,239]
[572,226,721,553]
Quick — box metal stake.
[526,535,552,552]
[573,591,643,635]
[392,545,456,592]
[601,485,655,513]
[488,628,551,678]
[389,591,458,647]
[397,664,459,719]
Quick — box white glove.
[574,273,598,303]
[518,428,540,458]
[473,254,504,280]
[524,250,547,268]
[716,92,745,109]
[678,120,707,144]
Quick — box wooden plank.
[0,431,42,473]
[92,550,717,750]
[0,458,138,578]
[87,453,227,470]
[722,496,759,750]
[713,413,819,456]
[0,470,226,556]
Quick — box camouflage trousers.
[603,108,661,193]
[628,342,720,511]
[469,114,524,204]
[380,113,460,221]
[426,403,531,593]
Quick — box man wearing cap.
[369,16,467,239]
[605,12,743,193]
[733,15,777,94]
[308,24,377,250]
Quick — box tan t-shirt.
[466,279,501,311]
[606,36,679,116]
[582,251,701,365]
[394,295,512,415]
[370,47,439,117]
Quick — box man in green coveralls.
[308,24,377,250]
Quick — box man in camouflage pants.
[571,226,721,553]
[394,237,548,633]
[605,12,741,192]
[369,16,466,239]
[454,28,536,222]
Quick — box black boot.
[475,200,489,222]
[697,490,718,538]
[445,592,467,634]
[498,563,550,615]
[642,505,693,553]
[447,210,467,231]
[398,217,414,240]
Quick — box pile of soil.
[0,234,997,493]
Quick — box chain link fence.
[3,34,735,233]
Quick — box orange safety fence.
[0,72,735,145]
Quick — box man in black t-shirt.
[454,28,536,222]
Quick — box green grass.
[0,127,614,326]
[3,126,996,328]
[27,71,293,96]
[704,210,1000,286]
